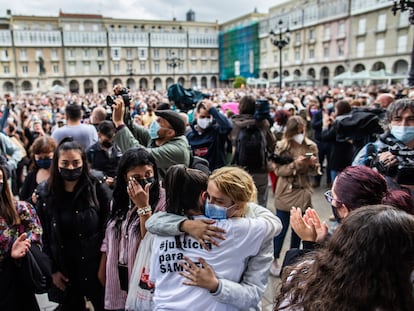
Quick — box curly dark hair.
[274,205,414,311]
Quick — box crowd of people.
[0,82,413,311]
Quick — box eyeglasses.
[324,190,343,207]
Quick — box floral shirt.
[0,201,42,264]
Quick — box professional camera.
[106,87,131,107]
[374,135,414,185]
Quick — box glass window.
[376,38,384,55]
[377,14,386,31]
[398,35,407,53]
[358,18,366,35]
[357,41,365,57]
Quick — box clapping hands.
[290,207,329,243]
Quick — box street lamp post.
[270,20,290,88]
[392,0,414,86]
[167,52,181,83]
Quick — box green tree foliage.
[233,76,247,88]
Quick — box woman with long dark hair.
[0,164,43,311]
[98,147,166,311]
[36,137,111,311]
[275,205,414,311]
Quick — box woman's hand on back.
[179,256,219,292]
[180,219,226,251]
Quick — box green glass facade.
[219,22,260,81]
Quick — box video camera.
[106,86,133,132]
[106,87,131,107]
[375,135,414,185]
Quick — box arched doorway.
[334,65,345,76]
[21,80,32,92]
[178,77,185,86]
[201,76,207,88]
[190,77,197,88]
[210,76,217,88]
[52,80,63,86]
[84,79,93,93]
[126,78,136,91]
[98,79,107,93]
[307,68,316,78]
[113,78,122,87]
[372,61,385,71]
[353,63,365,73]
[293,69,301,77]
[69,80,79,93]
[3,81,14,93]
[153,78,162,91]
[166,77,174,88]
[320,67,329,85]
[139,78,148,90]
[262,72,268,79]
[273,71,279,78]
[393,59,409,74]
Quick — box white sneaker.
[269,260,281,277]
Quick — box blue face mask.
[326,103,334,110]
[36,158,52,169]
[204,200,227,220]
[148,121,160,140]
[391,125,414,144]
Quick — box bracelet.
[137,206,152,215]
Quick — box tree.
[233,76,246,88]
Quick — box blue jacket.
[186,107,232,170]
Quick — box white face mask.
[293,133,305,145]
[197,117,212,129]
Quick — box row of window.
[278,34,408,62]
[2,61,218,75]
[1,47,217,61]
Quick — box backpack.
[233,124,267,173]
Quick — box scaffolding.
[219,22,260,81]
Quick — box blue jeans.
[273,209,301,259]
[330,170,338,184]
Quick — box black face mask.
[331,205,342,223]
[136,177,155,190]
[101,140,113,148]
[59,167,83,181]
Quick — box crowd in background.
[0,81,414,311]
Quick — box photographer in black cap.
[111,92,190,178]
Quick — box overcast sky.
[1,0,286,23]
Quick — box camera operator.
[353,98,414,194]
[106,84,150,148]
[110,85,191,178]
